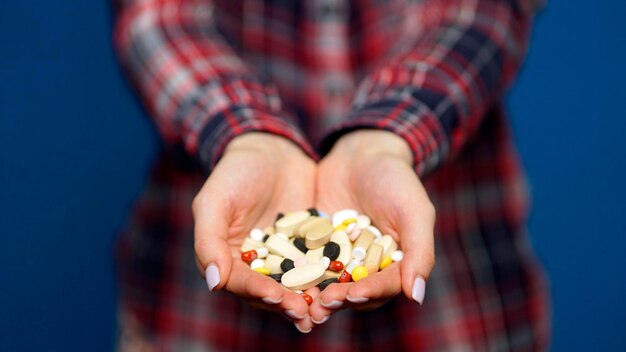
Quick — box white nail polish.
[294,322,312,334]
[320,300,343,309]
[262,296,282,305]
[205,264,220,291]
[285,310,305,320]
[411,276,426,305]
[311,315,329,325]
[346,295,369,304]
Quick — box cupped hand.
[192,132,318,333]
[310,130,436,325]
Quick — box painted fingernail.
[346,295,369,304]
[262,296,283,305]
[411,276,426,305]
[320,300,343,309]
[285,310,305,320]
[294,322,312,334]
[311,315,329,325]
[205,264,220,291]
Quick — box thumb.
[192,193,233,292]
[398,203,436,305]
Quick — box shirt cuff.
[318,98,448,178]
[196,105,318,173]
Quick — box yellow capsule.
[351,266,369,282]
[342,218,357,226]
[254,267,270,275]
[380,256,393,270]
[334,224,347,232]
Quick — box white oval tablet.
[281,263,326,291]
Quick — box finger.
[346,262,402,304]
[193,189,233,292]
[310,281,350,324]
[225,261,285,302]
[280,290,312,332]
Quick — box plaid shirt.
[113,0,550,350]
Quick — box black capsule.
[293,237,307,253]
[319,278,339,291]
[275,212,285,223]
[323,241,340,261]
[262,234,269,243]
[280,258,294,272]
[269,273,283,282]
[307,207,319,217]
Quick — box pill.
[351,266,369,282]
[332,209,359,227]
[328,260,344,272]
[345,259,361,274]
[294,290,304,294]
[337,243,352,266]
[391,250,404,262]
[352,247,366,261]
[363,243,383,273]
[275,232,289,241]
[251,258,265,270]
[305,246,325,264]
[265,254,284,274]
[302,293,313,305]
[367,225,382,239]
[275,212,284,222]
[380,256,393,270]
[305,218,334,249]
[338,271,352,283]
[342,218,357,226]
[256,247,268,258]
[265,234,306,260]
[281,258,295,272]
[240,238,263,252]
[348,227,361,242]
[320,256,331,269]
[330,230,350,245]
[374,234,398,258]
[264,226,276,235]
[345,222,357,234]
[323,242,340,261]
[296,217,325,238]
[323,269,342,280]
[334,224,347,232]
[275,210,310,237]
[262,234,270,242]
[293,237,307,253]
[307,207,319,217]
[281,263,327,291]
[254,267,270,275]
[294,255,307,267]
[249,228,265,242]
[269,273,283,282]
[319,278,338,291]
[356,214,371,229]
[353,228,376,252]
[318,210,329,219]
[241,250,258,263]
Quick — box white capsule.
[275,232,289,241]
[391,250,404,262]
[250,258,265,270]
[256,247,269,258]
[367,225,382,239]
[249,228,265,242]
[332,209,359,227]
[352,247,366,261]
[356,214,371,229]
[345,259,362,274]
[319,256,331,269]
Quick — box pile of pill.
[240,208,403,304]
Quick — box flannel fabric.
[113,0,550,350]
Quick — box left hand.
[309,130,436,324]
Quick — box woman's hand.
[310,130,435,325]
[192,132,318,333]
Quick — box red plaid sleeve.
[113,0,317,171]
[320,0,539,177]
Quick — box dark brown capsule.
[280,258,295,272]
[269,273,283,282]
[307,207,319,217]
[293,237,307,253]
[319,278,339,291]
[323,241,340,261]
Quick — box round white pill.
[250,258,265,270]
[319,256,331,269]
[367,225,382,239]
[391,250,404,262]
[256,247,268,258]
[356,214,371,229]
[352,247,366,261]
[249,228,265,242]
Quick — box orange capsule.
[241,250,258,264]
[338,271,352,283]
[328,260,344,272]
[302,293,313,305]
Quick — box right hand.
[192,132,317,333]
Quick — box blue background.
[1,1,624,351]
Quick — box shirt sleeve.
[319,0,541,177]
[113,0,316,172]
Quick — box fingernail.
[320,300,343,309]
[294,322,312,334]
[285,310,305,320]
[411,276,426,305]
[262,296,283,305]
[346,295,369,304]
[205,264,220,291]
[311,315,329,325]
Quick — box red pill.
[328,260,344,272]
[302,293,313,305]
[338,271,352,283]
[241,250,258,264]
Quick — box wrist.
[330,130,413,165]
[226,132,309,160]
